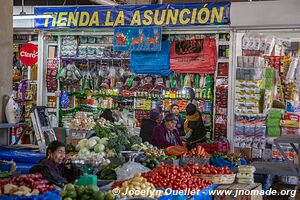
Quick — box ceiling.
[13,0,273,6]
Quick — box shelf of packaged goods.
[47,93,56,96]
[218,41,230,46]
[60,57,130,60]
[47,108,57,113]
[78,43,113,47]
[47,42,58,46]
[218,58,229,63]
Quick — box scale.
[31,106,57,152]
[72,159,101,186]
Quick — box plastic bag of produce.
[115,161,150,181]
[0,189,61,200]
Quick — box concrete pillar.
[0,0,13,145]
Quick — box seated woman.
[30,141,81,188]
[151,113,183,149]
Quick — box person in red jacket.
[151,113,183,149]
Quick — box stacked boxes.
[234,56,271,159]
[267,108,284,137]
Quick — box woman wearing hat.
[140,109,161,143]
[184,103,207,149]
[151,113,183,149]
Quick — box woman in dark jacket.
[140,109,161,143]
[184,103,207,149]
[30,141,81,188]
[151,113,183,149]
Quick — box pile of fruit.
[184,163,234,175]
[183,145,210,158]
[114,173,163,199]
[0,173,55,196]
[142,163,212,191]
[60,184,114,200]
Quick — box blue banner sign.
[114,27,162,51]
[34,2,230,29]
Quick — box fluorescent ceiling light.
[13,14,55,20]
[89,0,118,5]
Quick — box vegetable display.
[69,112,95,131]
[143,155,177,169]
[60,184,114,200]
[184,163,234,175]
[142,163,212,191]
[212,152,240,165]
[165,146,188,157]
[73,136,110,164]
[114,173,163,199]
[94,118,143,154]
[0,173,55,196]
[97,164,118,180]
[183,145,210,158]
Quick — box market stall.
[4,1,300,199]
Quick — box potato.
[131,181,140,186]
[122,181,128,187]
[134,186,141,190]
[4,184,18,194]
[19,186,31,194]
[31,189,39,195]
[132,177,143,182]
[140,184,147,189]
[13,191,24,196]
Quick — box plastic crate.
[199,142,229,154]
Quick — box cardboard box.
[214,183,263,200]
[234,147,252,160]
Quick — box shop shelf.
[47,93,56,96]
[79,43,113,47]
[61,57,130,60]
[218,58,229,63]
[218,41,230,46]
[252,161,298,176]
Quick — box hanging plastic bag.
[130,40,171,76]
[5,95,21,124]
[170,38,217,74]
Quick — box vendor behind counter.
[30,141,81,188]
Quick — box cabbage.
[75,144,81,151]
[78,148,90,159]
[96,153,104,160]
[89,136,101,143]
[78,139,88,148]
[94,144,105,153]
[87,138,97,149]
[99,137,109,146]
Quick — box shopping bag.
[130,40,171,76]
[170,38,217,74]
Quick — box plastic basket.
[196,174,236,184]
[199,142,229,154]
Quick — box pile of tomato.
[142,163,212,191]
[184,163,234,175]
